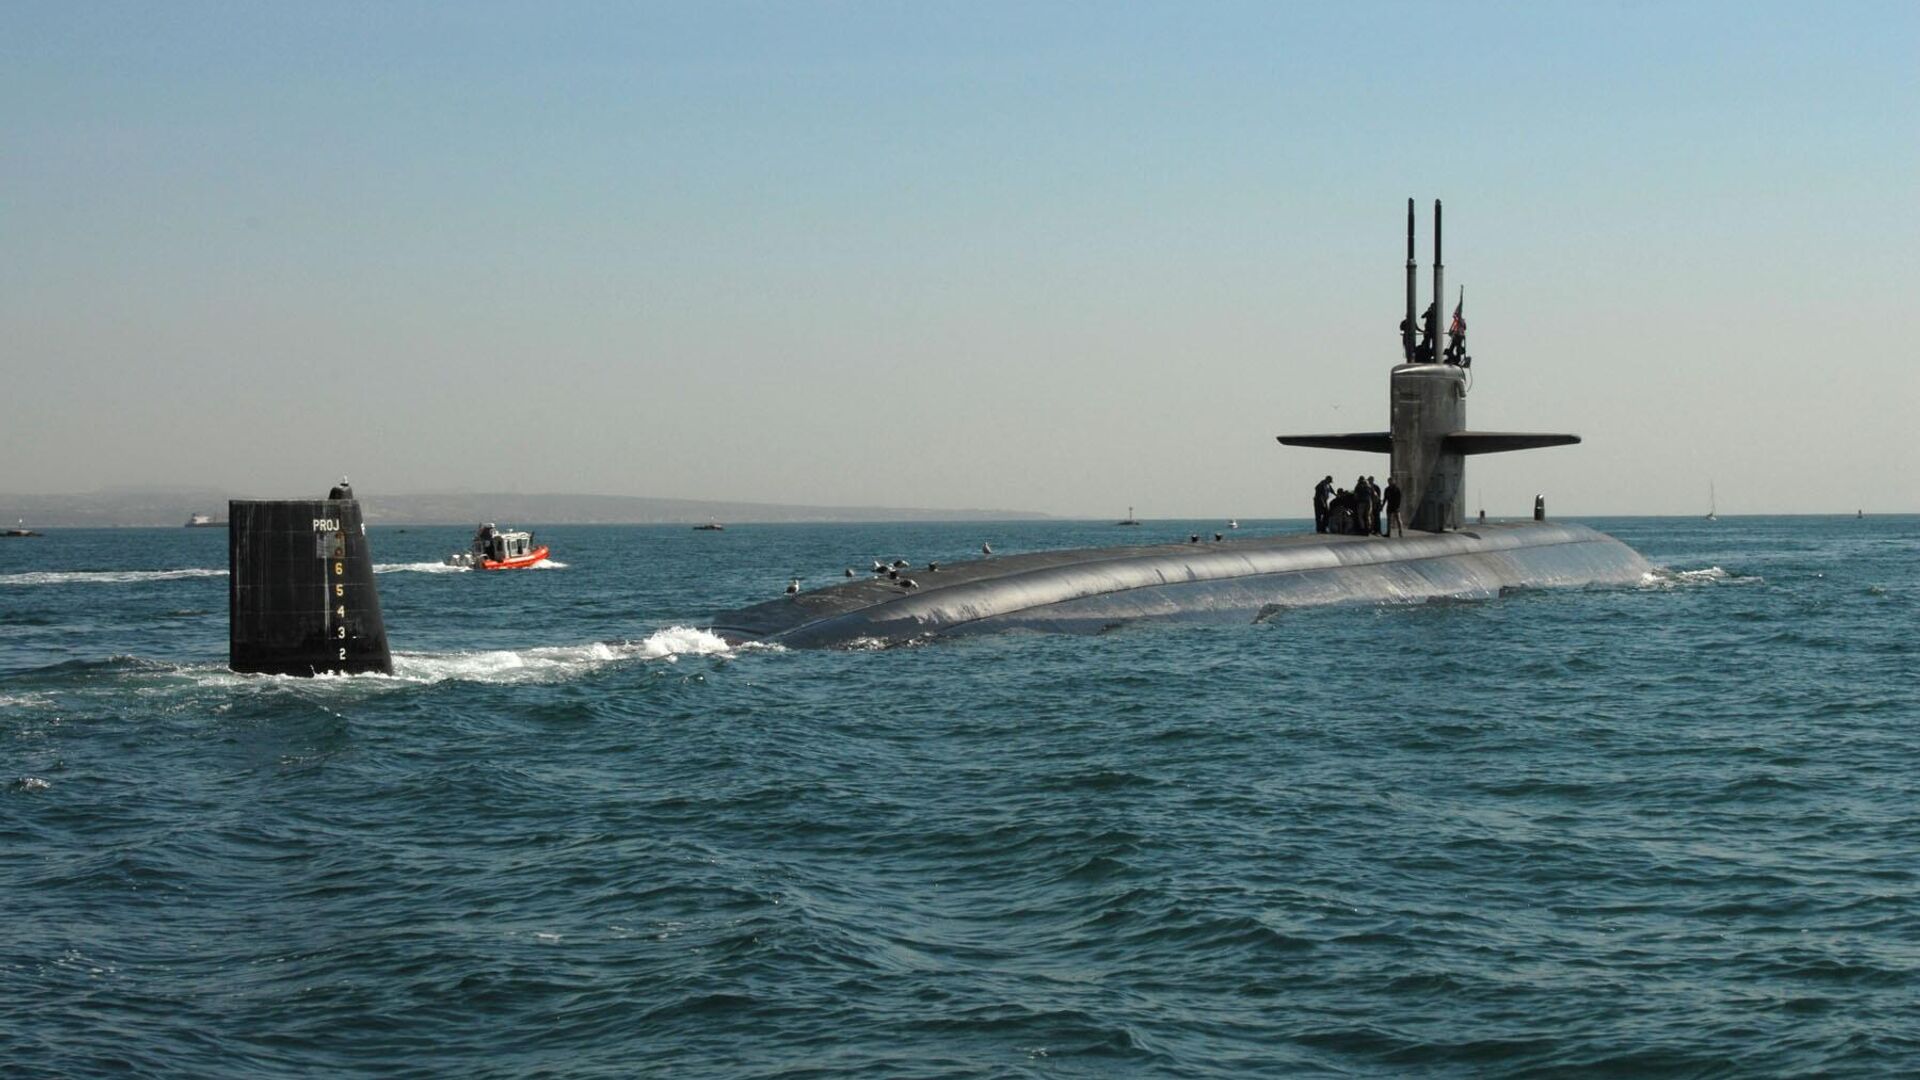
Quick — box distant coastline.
[0,488,1049,528]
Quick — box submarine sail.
[1277,200,1577,532]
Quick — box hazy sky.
[4,2,1915,516]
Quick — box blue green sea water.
[2,516,1915,1077]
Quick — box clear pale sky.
[4,2,1914,516]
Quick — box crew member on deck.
[1385,479,1404,538]
[1313,476,1334,533]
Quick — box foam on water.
[0,568,227,586]
[383,626,754,683]
[155,626,768,689]
[1640,565,1758,588]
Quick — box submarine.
[708,200,1650,648]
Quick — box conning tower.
[1279,200,1577,531]
[229,478,392,676]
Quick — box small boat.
[3,518,39,538]
[1116,506,1141,526]
[185,512,225,528]
[693,522,725,531]
[1705,482,1718,522]
[1228,519,1239,530]
[446,523,549,570]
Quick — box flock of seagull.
[780,530,1228,599]
[783,541,997,597]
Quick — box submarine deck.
[708,521,1650,648]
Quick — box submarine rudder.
[229,478,392,676]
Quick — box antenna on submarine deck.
[1402,198,1417,364]
[1433,199,1444,364]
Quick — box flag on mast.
[1449,287,1465,338]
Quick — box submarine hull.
[708,522,1650,649]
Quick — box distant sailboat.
[1116,506,1141,526]
[1706,482,1718,522]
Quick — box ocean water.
[2,516,1915,1078]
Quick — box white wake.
[182,626,768,688]
[383,625,755,684]
[1639,565,1759,588]
[0,568,227,587]
[372,559,566,574]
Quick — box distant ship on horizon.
[185,512,224,528]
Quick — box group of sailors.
[1401,294,1471,367]
[1313,474,1402,537]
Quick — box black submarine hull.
[708,521,1651,649]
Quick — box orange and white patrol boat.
[446,523,549,570]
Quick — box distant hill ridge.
[0,489,1047,528]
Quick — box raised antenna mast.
[1433,200,1444,362]
[1403,198,1417,363]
